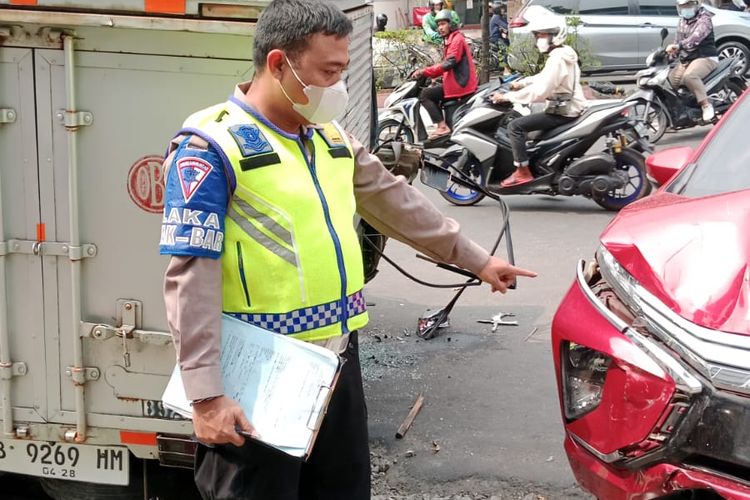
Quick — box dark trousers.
[419,84,445,123]
[194,332,370,500]
[508,112,575,164]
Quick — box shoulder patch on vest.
[229,124,274,157]
[176,157,213,203]
[319,123,346,148]
[318,123,352,159]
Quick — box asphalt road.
[363,126,710,499]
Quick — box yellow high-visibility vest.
[181,98,368,341]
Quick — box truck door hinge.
[0,361,27,380]
[0,239,97,260]
[0,108,16,124]
[56,109,93,130]
[65,366,100,384]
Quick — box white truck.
[0,1,374,498]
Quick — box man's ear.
[267,49,285,79]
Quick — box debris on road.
[477,312,518,332]
[524,327,539,342]
[396,393,425,439]
[432,440,441,453]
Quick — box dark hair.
[254,0,353,72]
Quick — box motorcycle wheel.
[633,99,668,143]
[376,119,414,147]
[439,150,486,206]
[594,148,651,211]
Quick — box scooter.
[376,73,521,149]
[628,28,747,143]
[437,91,653,211]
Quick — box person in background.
[413,9,478,139]
[422,0,461,44]
[666,0,719,122]
[489,1,510,72]
[375,12,388,31]
[490,16,585,187]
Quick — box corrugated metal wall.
[341,5,374,148]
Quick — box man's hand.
[490,92,508,104]
[477,256,537,293]
[509,81,524,90]
[666,44,679,55]
[192,395,256,446]
[411,69,425,80]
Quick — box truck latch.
[82,300,173,368]
[0,361,27,380]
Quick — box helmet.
[435,9,458,30]
[376,13,388,28]
[676,0,699,5]
[430,0,444,7]
[526,15,567,46]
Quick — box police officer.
[160,0,536,498]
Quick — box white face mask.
[679,6,697,18]
[279,56,349,124]
[536,37,550,53]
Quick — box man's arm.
[353,137,535,290]
[164,255,223,401]
[160,136,253,445]
[354,138,487,275]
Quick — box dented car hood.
[600,190,750,335]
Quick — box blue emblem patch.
[229,124,273,157]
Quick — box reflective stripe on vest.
[180,99,368,342]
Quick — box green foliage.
[507,16,601,76]
[373,29,441,90]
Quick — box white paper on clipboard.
[162,314,342,458]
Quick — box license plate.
[0,438,129,485]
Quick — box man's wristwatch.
[191,395,220,406]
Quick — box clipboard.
[162,314,344,460]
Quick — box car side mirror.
[646,146,693,186]
[660,28,668,42]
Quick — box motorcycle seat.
[443,95,471,108]
[528,102,622,141]
[701,57,733,83]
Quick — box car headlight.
[596,246,645,315]
[562,342,612,420]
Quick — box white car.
[510,0,750,74]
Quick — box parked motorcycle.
[628,28,747,143]
[437,91,653,211]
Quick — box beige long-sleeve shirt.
[164,85,491,401]
[506,45,587,117]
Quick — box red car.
[552,90,750,500]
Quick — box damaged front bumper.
[552,259,750,500]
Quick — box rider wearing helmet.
[491,15,585,187]
[666,0,719,122]
[422,0,461,44]
[375,13,388,32]
[413,9,478,139]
